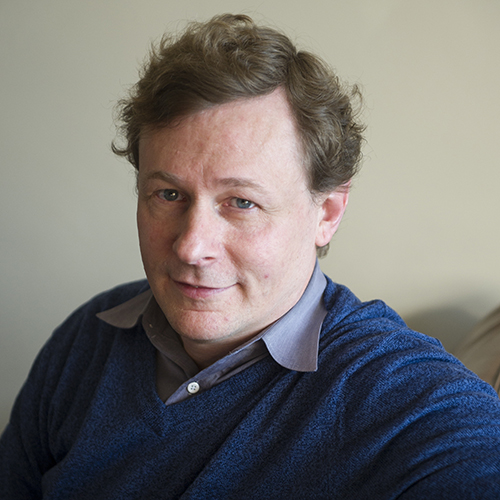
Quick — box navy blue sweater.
[2,278,500,499]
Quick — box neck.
[180,331,261,370]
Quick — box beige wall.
[1,0,499,431]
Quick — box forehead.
[138,89,306,184]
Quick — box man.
[2,14,500,499]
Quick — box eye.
[231,198,255,209]
[158,189,184,202]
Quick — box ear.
[315,184,349,248]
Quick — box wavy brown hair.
[112,14,364,255]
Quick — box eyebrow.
[142,171,270,194]
[143,171,181,184]
[217,177,268,192]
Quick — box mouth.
[178,281,219,289]
[173,280,233,299]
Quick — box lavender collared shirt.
[98,260,327,405]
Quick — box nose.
[172,204,221,266]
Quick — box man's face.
[137,89,344,359]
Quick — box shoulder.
[52,280,150,338]
[322,277,409,334]
[70,279,151,319]
[321,276,441,349]
[313,277,500,495]
[318,275,499,402]
[0,280,154,485]
[31,280,151,389]
[19,280,152,421]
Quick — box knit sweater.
[2,278,500,499]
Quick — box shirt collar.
[96,288,152,328]
[97,260,327,373]
[260,261,327,371]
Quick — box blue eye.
[233,198,255,209]
[159,189,181,201]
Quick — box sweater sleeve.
[0,335,59,499]
[0,281,148,498]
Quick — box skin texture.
[137,88,348,368]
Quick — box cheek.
[137,214,170,261]
[257,212,318,278]
[232,227,288,277]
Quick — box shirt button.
[187,382,200,394]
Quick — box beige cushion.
[454,305,500,394]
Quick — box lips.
[173,280,233,299]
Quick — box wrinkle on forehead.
[138,88,308,193]
[141,87,302,158]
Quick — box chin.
[169,312,236,344]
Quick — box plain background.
[1,0,499,433]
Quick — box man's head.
[114,14,364,365]
[113,15,364,242]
